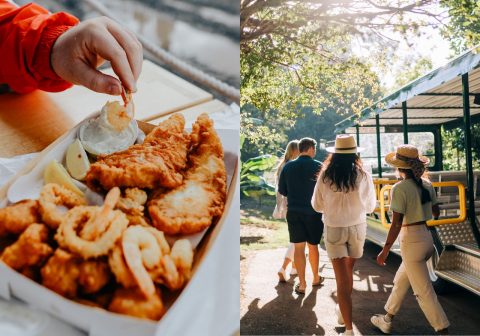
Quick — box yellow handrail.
[373,179,397,212]
[378,181,467,228]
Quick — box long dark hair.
[322,153,365,192]
[398,168,431,204]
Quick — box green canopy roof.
[335,45,480,133]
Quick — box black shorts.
[287,211,324,245]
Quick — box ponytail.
[414,178,431,204]
[399,168,431,204]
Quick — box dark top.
[278,155,322,215]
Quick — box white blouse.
[311,170,376,227]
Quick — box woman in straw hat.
[371,144,449,335]
[273,140,300,281]
[311,134,376,336]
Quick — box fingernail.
[109,84,121,95]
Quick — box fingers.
[106,21,143,86]
[72,61,122,95]
[90,27,137,92]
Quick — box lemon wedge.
[66,139,90,181]
[44,160,84,196]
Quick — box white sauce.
[79,114,138,156]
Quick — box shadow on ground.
[241,283,325,335]
[240,242,480,335]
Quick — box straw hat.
[326,134,364,154]
[385,144,430,169]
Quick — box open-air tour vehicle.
[335,45,480,295]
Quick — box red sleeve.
[0,1,79,93]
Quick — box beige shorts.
[324,224,367,259]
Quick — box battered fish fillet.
[0,200,40,237]
[41,249,81,298]
[85,114,190,191]
[148,113,227,235]
[1,223,53,271]
[108,288,165,321]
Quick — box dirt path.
[240,242,480,335]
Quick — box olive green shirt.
[390,179,438,225]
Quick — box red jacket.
[0,1,78,93]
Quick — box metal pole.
[356,125,360,146]
[461,73,480,245]
[376,114,382,178]
[402,101,408,144]
[435,126,444,171]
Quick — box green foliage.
[240,0,440,159]
[441,0,480,53]
[240,154,277,199]
[442,125,480,170]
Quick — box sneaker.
[290,267,297,276]
[335,304,344,325]
[339,329,354,336]
[371,314,392,334]
[278,268,287,282]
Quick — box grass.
[240,198,289,254]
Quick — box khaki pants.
[385,225,450,331]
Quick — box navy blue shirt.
[278,155,322,215]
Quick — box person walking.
[278,137,324,294]
[273,140,300,282]
[371,144,449,335]
[311,134,376,336]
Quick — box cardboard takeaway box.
[0,117,240,336]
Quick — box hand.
[376,248,389,266]
[51,17,143,95]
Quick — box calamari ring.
[108,243,136,288]
[56,206,128,259]
[122,225,162,297]
[39,183,86,229]
[80,187,120,240]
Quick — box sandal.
[294,284,305,294]
[312,276,325,286]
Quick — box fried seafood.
[109,226,171,291]
[1,223,53,271]
[78,259,112,294]
[108,288,165,321]
[56,205,128,259]
[122,225,163,297]
[116,225,193,293]
[148,114,227,235]
[116,188,149,226]
[80,187,120,240]
[41,249,81,298]
[0,200,40,237]
[151,239,194,291]
[85,114,190,191]
[39,183,86,229]
[108,243,136,288]
[104,88,134,132]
